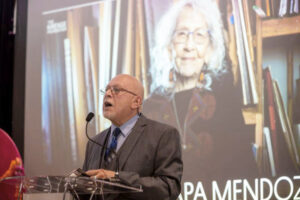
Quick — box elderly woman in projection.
[143,0,257,183]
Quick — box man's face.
[171,6,211,77]
[102,76,137,126]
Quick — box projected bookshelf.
[261,15,300,38]
[255,0,300,173]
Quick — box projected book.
[263,67,278,170]
[231,0,258,106]
[273,80,300,170]
[263,127,276,176]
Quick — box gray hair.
[150,0,226,93]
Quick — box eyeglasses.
[173,28,209,44]
[100,86,137,96]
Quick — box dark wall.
[0,0,27,159]
[0,0,15,136]
[12,0,27,159]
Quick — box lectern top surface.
[0,175,142,194]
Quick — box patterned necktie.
[105,127,121,162]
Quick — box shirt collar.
[111,114,139,137]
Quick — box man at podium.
[83,74,183,200]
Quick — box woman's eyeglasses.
[173,28,210,44]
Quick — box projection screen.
[25,0,300,199]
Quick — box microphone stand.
[85,113,120,181]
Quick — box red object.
[264,68,278,170]
[0,128,24,200]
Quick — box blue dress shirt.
[108,114,139,152]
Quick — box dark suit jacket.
[83,114,183,200]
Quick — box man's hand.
[85,169,116,179]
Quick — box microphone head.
[86,112,95,122]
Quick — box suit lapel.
[117,115,147,170]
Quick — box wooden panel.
[262,15,300,38]
[255,0,263,172]
[287,49,293,124]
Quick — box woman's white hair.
[150,0,226,93]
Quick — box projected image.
[42,4,103,172]
[143,0,258,185]
[37,0,300,198]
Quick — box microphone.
[86,112,95,122]
[85,112,120,181]
[85,112,99,146]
